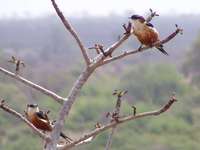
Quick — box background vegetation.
[0,14,200,150]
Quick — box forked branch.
[99,25,183,66]
[46,5,182,149]
[146,8,159,23]
[60,95,177,150]
[92,9,160,64]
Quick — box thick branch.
[0,99,48,140]
[48,67,95,149]
[0,66,65,104]
[51,0,90,65]
[99,27,182,66]
[61,97,177,149]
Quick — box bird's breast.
[133,26,159,46]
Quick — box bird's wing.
[35,111,50,123]
[146,22,154,28]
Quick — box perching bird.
[129,14,168,55]
[25,104,72,143]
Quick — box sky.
[0,0,200,18]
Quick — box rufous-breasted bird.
[129,15,168,55]
[25,104,72,143]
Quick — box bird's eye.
[27,104,38,107]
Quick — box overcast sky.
[0,0,199,18]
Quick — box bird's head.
[129,15,145,23]
[27,104,39,116]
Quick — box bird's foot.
[138,45,143,51]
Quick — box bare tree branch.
[92,9,161,64]
[47,67,95,149]
[99,27,183,66]
[0,99,49,140]
[51,0,90,65]
[60,96,177,150]
[105,90,127,150]
[0,66,65,104]
[93,34,130,63]
[0,0,183,148]
[146,8,159,23]
[44,5,182,148]
[105,127,116,150]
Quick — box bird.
[129,14,168,55]
[25,104,73,143]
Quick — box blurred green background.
[0,12,200,150]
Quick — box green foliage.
[121,63,190,105]
[182,32,200,88]
[0,63,199,150]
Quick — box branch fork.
[0,2,182,149]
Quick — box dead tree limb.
[0,0,182,148]
[146,8,159,23]
[105,90,127,150]
[60,95,177,150]
[99,26,183,66]
[46,2,182,149]
[51,0,90,65]
[0,67,65,104]
[47,67,95,149]
[93,34,130,63]
[60,96,177,150]
[105,127,116,150]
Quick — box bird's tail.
[156,44,168,56]
[60,132,73,143]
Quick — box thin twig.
[51,0,90,65]
[0,66,65,104]
[0,99,48,140]
[101,34,130,61]
[60,96,177,150]
[91,33,130,66]
[99,26,183,66]
[146,8,159,23]
[105,128,116,150]
[8,56,25,74]
[105,90,127,150]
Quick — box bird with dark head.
[129,14,168,55]
[129,15,145,23]
[25,104,73,143]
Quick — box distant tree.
[0,1,182,150]
[182,33,200,87]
